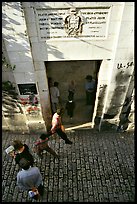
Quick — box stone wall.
[2,2,134,132]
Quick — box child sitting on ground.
[34,133,59,159]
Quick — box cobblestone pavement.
[2,129,135,202]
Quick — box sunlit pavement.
[2,129,135,202]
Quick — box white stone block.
[118,34,134,49]
[22,2,32,8]
[109,21,121,35]
[35,70,48,93]
[2,27,15,36]
[31,42,48,61]
[8,51,20,63]
[18,51,33,62]
[29,36,39,43]
[34,61,45,71]
[24,8,35,23]
[4,37,30,52]
[14,62,34,72]
[14,72,26,84]
[122,5,134,21]
[12,24,26,34]
[25,72,36,82]
[8,50,33,64]
[110,4,124,21]
[26,23,38,37]
[115,48,134,60]
[119,21,134,36]
[2,71,14,82]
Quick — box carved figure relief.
[64,7,84,37]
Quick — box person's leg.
[67,109,69,116]
[56,128,72,144]
[52,103,56,113]
[86,91,89,105]
[70,108,73,118]
[45,145,59,158]
[54,102,57,113]
[68,109,71,117]
[38,183,44,197]
[34,146,43,158]
[88,92,92,105]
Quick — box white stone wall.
[104,2,134,118]
[2,2,134,130]
[2,2,46,132]
[2,2,36,85]
[22,2,134,128]
[23,2,123,61]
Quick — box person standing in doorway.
[85,75,96,105]
[48,77,53,88]
[66,95,75,120]
[68,80,76,99]
[51,108,73,144]
[50,82,60,114]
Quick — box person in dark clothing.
[68,80,76,99]
[66,95,75,119]
[50,82,60,114]
[51,108,73,144]
[12,140,34,166]
[85,75,96,105]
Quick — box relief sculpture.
[64,7,84,37]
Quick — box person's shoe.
[38,154,43,159]
[55,154,60,159]
[65,140,73,144]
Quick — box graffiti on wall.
[117,95,134,132]
[96,84,107,113]
[117,61,134,70]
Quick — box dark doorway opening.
[45,60,101,128]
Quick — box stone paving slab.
[2,129,135,202]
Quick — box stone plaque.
[35,7,111,40]
[18,83,37,95]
